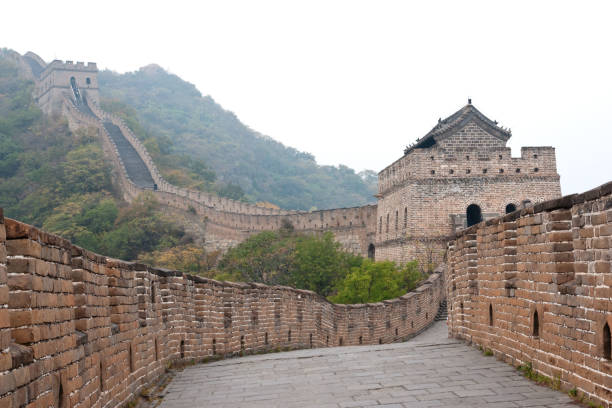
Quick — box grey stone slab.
[158,321,576,408]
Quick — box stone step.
[435,299,448,321]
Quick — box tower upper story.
[23,51,100,115]
[377,102,559,196]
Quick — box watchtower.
[375,102,561,265]
[23,52,99,115]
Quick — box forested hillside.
[98,65,377,210]
[0,52,188,260]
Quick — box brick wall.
[447,181,612,407]
[0,210,445,408]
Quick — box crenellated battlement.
[378,145,558,195]
[41,59,98,76]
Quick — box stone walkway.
[159,321,575,408]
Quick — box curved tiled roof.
[404,103,511,154]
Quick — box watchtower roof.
[404,103,512,154]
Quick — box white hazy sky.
[2,0,611,195]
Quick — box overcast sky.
[2,0,611,195]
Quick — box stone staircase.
[101,121,156,189]
[435,299,448,321]
[64,76,156,190]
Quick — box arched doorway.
[367,243,375,260]
[70,76,81,103]
[505,203,517,213]
[466,204,482,227]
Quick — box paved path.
[159,321,575,408]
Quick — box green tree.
[329,260,424,304]
[290,232,361,296]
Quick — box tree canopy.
[215,228,426,303]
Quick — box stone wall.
[0,211,445,408]
[447,181,612,407]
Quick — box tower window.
[534,167,539,172]
[505,203,517,213]
[499,168,504,173]
[515,168,521,173]
[403,207,407,228]
[533,310,540,337]
[466,169,471,174]
[86,77,91,85]
[489,304,494,326]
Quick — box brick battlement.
[378,146,558,195]
[447,181,612,407]
[41,59,98,77]
[0,210,445,408]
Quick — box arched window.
[489,304,493,326]
[533,310,540,337]
[404,207,407,228]
[604,323,611,360]
[505,203,517,213]
[466,204,482,227]
[367,244,375,260]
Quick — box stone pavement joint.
[159,321,575,408]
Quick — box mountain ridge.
[98,65,377,210]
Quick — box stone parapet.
[0,212,444,408]
[447,181,612,407]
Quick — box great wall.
[0,50,609,407]
[11,51,562,265]
[0,211,445,408]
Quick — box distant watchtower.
[23,51,99,115]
